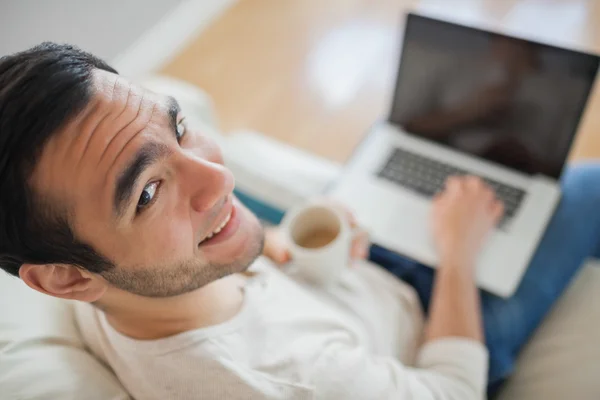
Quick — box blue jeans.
[236,162,600,392]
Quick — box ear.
[19,263,107,302]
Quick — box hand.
[262,201,370,265]
[431,176,504,269]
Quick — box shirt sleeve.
[310,336,488,400]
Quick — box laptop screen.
[388,13,600,179]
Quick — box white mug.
[281,201,352,286]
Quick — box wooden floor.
[162,0,600,163]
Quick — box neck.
[99,274,247,340]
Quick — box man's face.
[30,70,264,297]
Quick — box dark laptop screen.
[388,13,599,178]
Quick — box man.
[0,43,598,400]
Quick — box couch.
[1,77,599,399]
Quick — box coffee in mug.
[295,228,339,249]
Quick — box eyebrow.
[166,96,181,132]
[113,141,172,219]
[112,97,181,220]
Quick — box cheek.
[135,218,195,265]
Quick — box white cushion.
[226,130,342,210]
[497,262,600,399]
[0,273,129,400]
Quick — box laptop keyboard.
[377,148,526,223]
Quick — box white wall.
[0,0,183,60]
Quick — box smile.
[200,210,232,244]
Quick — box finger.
[350,230,370,260]
[263,240,292,264]
[445,175,462,193]
[484,193,497,211]
[350,241,369,260]
[492,200,505,223]
[346,210,359,228]
[481,185,495,203]
[465,175,481,186]
[465,175,484,192]
[465,176,495,203]
[482,181,497,199]
[445,175,460,186]
[273,248,292,264]
[263,228,292,265]
[431,193,444,219]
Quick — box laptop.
[329,13,600,297]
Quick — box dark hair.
[0,42,118,277]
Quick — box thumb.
[263,228,292,265]
[271,247,292,264]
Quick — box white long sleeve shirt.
[75,257,488,400]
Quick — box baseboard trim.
[111,0,237,77]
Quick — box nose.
[178,151,235,213]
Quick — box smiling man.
[1,43,600,400]
[25,69,261,300]
[2,43,265,329]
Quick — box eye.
[175,117,186,142]
[137,181,159,212]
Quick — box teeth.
[200,211,232,244]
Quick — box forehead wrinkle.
[45,97,98,174]
[83,77,135,166]
[95,85,139,167]
[108,94,157,172]
[72,75,120,170]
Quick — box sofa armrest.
[225,130,342,211]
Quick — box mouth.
[198,197,240,247]
[201,210,232,243]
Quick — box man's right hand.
[431,176,504,269]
